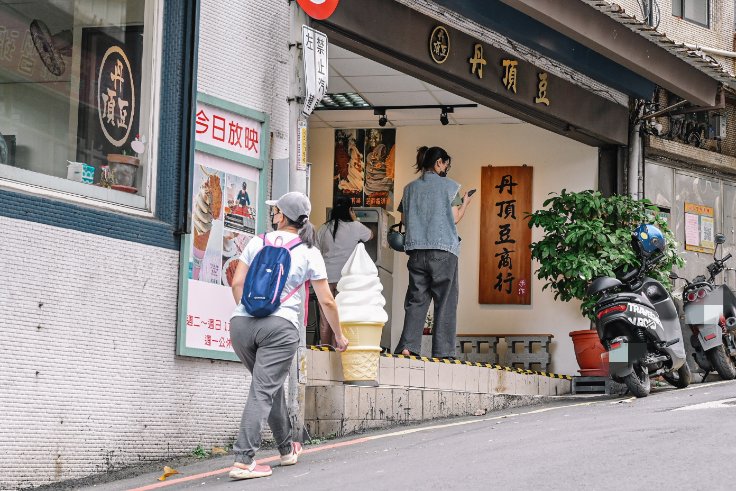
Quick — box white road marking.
[673,397,736,411]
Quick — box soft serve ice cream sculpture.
[191,166,222,280]
[335,243,388,383]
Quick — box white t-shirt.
[316,220,372,283]
[231,231,327,328]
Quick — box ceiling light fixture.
[440,107,449,126]
[374,108,388,127]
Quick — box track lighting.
[440,110,449,126]
[374,108,388,127]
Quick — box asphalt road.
[84,380,736,491]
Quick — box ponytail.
[415,145,450,174]
[287,215,316,247]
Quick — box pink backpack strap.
[280,280,311,327]
[260,233,272,247]
[284,237,302,250]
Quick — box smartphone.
[467,189,477,197]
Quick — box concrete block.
[438,390,453,418]
[378,356,394,385]
[317,419,343,438]
[408,389,423,421]
[466,366,480,393]
[438,363,453,390]
[394,357,410,387]
[375,388,393,420]
[538,376,551,396]
[305,386,317,421]
[488,369,499,393]
[478,366,490,394]
[452,363,467,391]
[467,393,481,415]
[517,373,537,395]
[358,386,377,420]
[310,350,330,382]
[393,388,410,421]
[305,349,314,380]
[422,389,440,419]
[329,351,344,381]
[424,361,440,389]
[409,364,425,388]
[344,385,360,419]
[480,393,495,412]
[555,378,572,395]
[452,391,468,416]
[315,385,345,420]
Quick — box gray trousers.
[396,249,459,358]
[230,315,299,464]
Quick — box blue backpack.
[241,234,305,317]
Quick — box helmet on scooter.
[634,224,665,257]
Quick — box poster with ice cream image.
[184,151,260,354]
[333,128,395,210]
[190,164,225,284]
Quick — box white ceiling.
[310,44,523,128]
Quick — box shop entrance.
[306,41,600,375]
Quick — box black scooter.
[588,240,691,397]
[671,233,736,380]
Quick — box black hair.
[327,196,354,239]
[414,146,451,174]
[285,215,316,248]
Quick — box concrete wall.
[307,122,598,375]
[0,0,293,488]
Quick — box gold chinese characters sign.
[479,166,533,305]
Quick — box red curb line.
[128,437,372,490]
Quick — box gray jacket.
[400,172,461,256]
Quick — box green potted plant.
[527,190,683,375]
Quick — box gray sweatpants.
[230,315,299,464]
[396,249,459,358]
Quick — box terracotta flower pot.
[569,329,608,376]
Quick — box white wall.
[308,122,598,375]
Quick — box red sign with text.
[296,0,340,20]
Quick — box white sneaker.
[280,442,303,466]
[229,461,272,480]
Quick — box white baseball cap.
[265,192,312,222]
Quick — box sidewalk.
[71,394,612,491]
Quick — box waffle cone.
[339,322,384,383]
[193,229,211,251]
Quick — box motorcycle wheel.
[705,345,736,380]
[662,362,691,388]
[623,364,650,398]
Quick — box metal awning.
[497,0,723,106]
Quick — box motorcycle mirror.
[668,272,679,280]
[715,233,726,245]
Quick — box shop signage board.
[177,93,270,361]
[333,128,396,209]
[315,0,629,146]
[684,202,715,254]
[302,25,328,117]
[479,166,533,305]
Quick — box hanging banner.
[684,202,715,254]
[302,25,328,117]
[479,166,533,305]
[177,93,270,361]
[333,128,395,209]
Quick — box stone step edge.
[307,345,572,380]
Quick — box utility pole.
[287,0,309,443]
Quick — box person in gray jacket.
[395,146,474,359]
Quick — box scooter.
[671,233,736,380]
[587,225,691,398]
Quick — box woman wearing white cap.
[228,191,349,480]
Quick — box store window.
[672,0,709,27]
[0,0,159,210]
